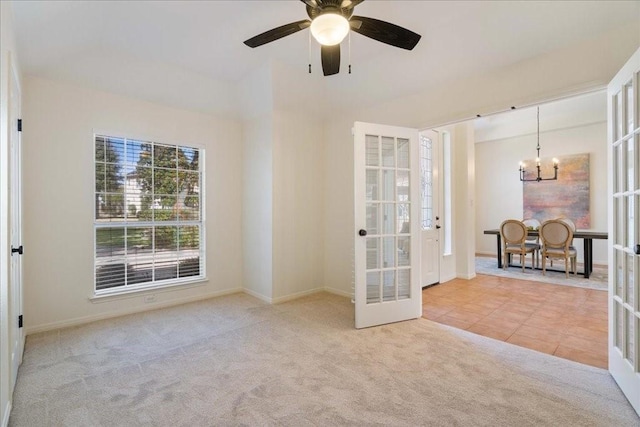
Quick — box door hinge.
[17,119,22,132]
[18,315,23,328]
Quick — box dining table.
[483,229,608,278]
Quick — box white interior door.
[420,130,441,287]
[354,121,421,329]
[608,46,640,416]
[9,62,24,387]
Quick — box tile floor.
[422,274,607,369]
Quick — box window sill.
[89,277,208,303]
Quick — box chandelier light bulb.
[310,13,350,46]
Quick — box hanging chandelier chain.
[519,106,559,183]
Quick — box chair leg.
[542,254,546,275]
[521,254,525,272]
[564,257,569,278]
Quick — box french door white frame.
[354,121,422,329]
[608,47,640,416]
[8,56,24,390]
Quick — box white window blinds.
[94,135,204,294]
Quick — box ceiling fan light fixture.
[310,13,350,46]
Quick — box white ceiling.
[11,0,640,117]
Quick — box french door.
[8,58,24,387]
[354,122,421,329]
[608,47,640,416]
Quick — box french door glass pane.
[626,80,634,134]
[397,138,409,169]
[366,135,379,166]
[366,238,379,269]
[382,137,395,167]
[382,170,395,201]
[398,236,410,267]
[616,196,624,245]
[627,253,635,306]
[398,204,410,233]
[398,269,410,299]
[367,271,380,303]
[617,91,623,140]
[366,170,379,201]
[397,170,410,202]
[614,144,622,193]
[627,311,635,365]
[382,203,395,234]
[616,251,624,297]
[627,195,635,247]
[383,237,396,268]
[615,301,623,350]
[383,270,395,301]
[366,203,379,235]
[627,138,635,192]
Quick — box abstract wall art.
[522,153,590,228]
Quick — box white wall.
[240,61,327,303]
[452,123,477,280]
[475,118,608,265]
[0,0,20,423]
[22,76,244,333]
[241,64,274,301]
[272,109,325,300]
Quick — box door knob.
[358,229,367,237]
[11,245,23,255]
[635,244,640,255]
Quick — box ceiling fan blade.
[341,0,365,9]
[350,16,421,50]
[244,20,311,48]
[300,0,319,8]
[321,44,340,76]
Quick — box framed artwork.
[523,153,590,228]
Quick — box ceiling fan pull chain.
[308,30,312,74]
[348,30,352,74]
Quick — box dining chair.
[540,219,577,277]
[522,218,541,267]
[500,219,539,272]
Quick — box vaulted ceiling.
[11,1,640,118]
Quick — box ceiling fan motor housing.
[306,2,354,20]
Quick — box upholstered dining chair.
[522,218,541,267]
[500,219,539,272]
[540,219,577,277]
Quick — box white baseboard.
[25,287,244,334]
[242,288,272,303]
[324,286,352,299]
[271,287,325,304]
[457,272,476,280]
[439,273,458,283]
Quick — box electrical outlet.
[144,295,156,303]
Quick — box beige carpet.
[10,292,638,426]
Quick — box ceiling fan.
[243,0,421,76]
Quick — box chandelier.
[519,106,559,182]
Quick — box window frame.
[93,132,206,297]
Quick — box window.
[94,135,204,295]
[419,134,433,230]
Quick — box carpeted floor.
[10,292,638,426]
[475,256,607,291]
